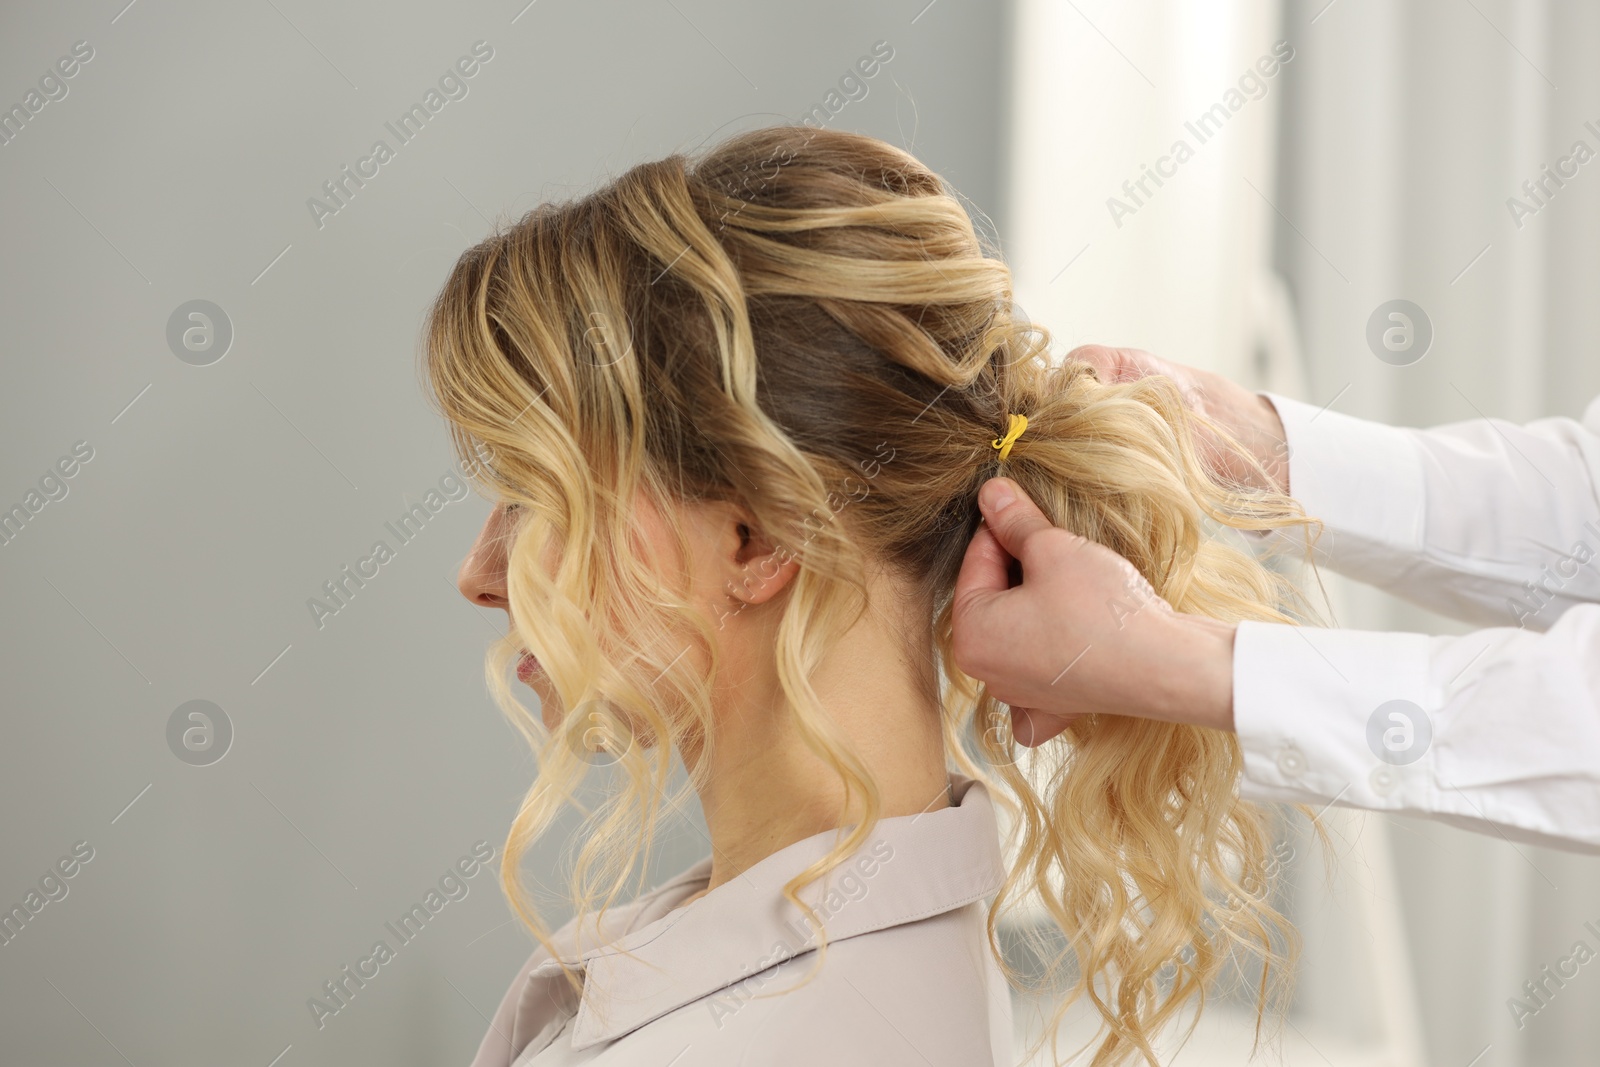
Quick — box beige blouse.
[467,775,1013,1065]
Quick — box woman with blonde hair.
[431,123,1316,1066]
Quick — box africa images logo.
[306,841,495,1029]
[305,41,495,231]
[1105,40,1295,229]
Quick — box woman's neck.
[691,588,951,896]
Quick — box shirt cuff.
[1261,392,1429,577]
[1233,619,1433,810]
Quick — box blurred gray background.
[0,1,1008,1065]
[2,1,1598,1065]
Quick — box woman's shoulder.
[521,856,717,973]
[467,858,714,1067]
[627,901,1014,1066]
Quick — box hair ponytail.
[936,355,1316,1065]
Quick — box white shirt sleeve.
[1233,609,1600,855]
[1233,392,1600,853]
[1260,391,1600,629]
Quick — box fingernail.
[983,478,1016,512]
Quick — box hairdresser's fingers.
[1069,344,1211,415]
[1068,346,1288,492]
[951,523,1033,688]
[1068,344,1168,386]
[952,516,1013,603]
[950,522,1042,692]
[1073,345,1233,483]
[947,524,1049,694]
[1067,344,1134,382]
[1011,706,1076,748]
[975,477,1073,568]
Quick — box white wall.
[1004,0,1284,385]
[1005,2,1600,1065]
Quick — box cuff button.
[1369,765,1398,797]
[1275,744,1306,778]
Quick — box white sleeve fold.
[1233,607,1600,855]
[1263,391,1600,630]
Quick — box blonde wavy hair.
[423,124,1322,1066]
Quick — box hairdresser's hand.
[1069,344,1290,495]
[951,477,1237,743]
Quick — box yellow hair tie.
[991,413,1028,461]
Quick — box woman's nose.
[457,507,511,610]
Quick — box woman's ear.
[723,510,800,607]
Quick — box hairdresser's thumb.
[978,478,1056,562]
